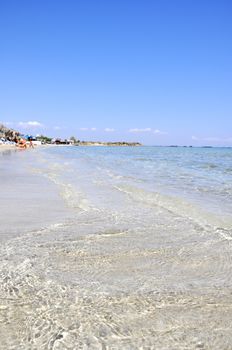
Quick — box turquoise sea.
[0,146,232,349]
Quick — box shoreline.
[0,144,17,152]
[0,147,72,242]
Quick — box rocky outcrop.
[0,124,20,141]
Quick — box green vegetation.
[36,135,52,143]
[69,136,80,144]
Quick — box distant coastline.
[0,123,142,147]
[1,124,231,148]
[76,141,142,146]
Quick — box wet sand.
[0,144,17,151]
[0,148,71,242]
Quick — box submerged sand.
[0,146,231,349]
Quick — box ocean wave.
[114,183,232,234]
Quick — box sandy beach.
[0,144,17,152]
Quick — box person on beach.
[17,138,27,149]
[28,137,34,148]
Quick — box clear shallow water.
[0,146,232,349]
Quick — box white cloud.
[91,127,97,131]
[104,128,115,132]
[191,135,198,140]
[18,121,44,129]
[129,128,152,133]
[153,129,167,135]
[54,126,61,130]
[79,128,88,131]
[129,128,167,135]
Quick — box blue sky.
[0,0,231,145]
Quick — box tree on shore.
[70,136,80,144]
[36,135,52,143]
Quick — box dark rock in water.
[55,334,63,340]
